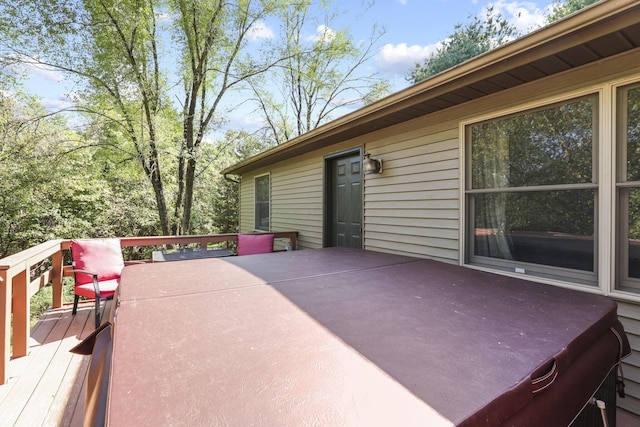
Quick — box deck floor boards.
[0,302,101,427]
[0,301,638,426]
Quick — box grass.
[30,278,77,328]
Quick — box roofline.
[223,0,640,176]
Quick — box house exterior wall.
[618,300,640,415]
[363,122,460,262]
[240,141,356,249]
[237,49,640,415]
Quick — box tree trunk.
[181,156,196,234]
[149,163,171,236]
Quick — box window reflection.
[254,175,270,231]
[467,95,597,282]
[472,98,594,189]
[628,188,640,279]
[474,190,595,271]
[622,86,640,285]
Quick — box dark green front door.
[328,153,362,248]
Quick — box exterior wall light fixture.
[363,152,383,175]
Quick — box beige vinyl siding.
[239,152,324,249]
[271,157,323,249]
[357,47,640,266]
[239,174,256,232]
[617,301,640,415]
[364,125,460,263]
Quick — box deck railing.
[0,232,297,385]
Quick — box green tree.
[170,0,291,234]
[248,0,389,145]
[408,6,519,84]
[0,0,287,236]
[545,0,599,24]
[1,0,390,240]
[408,1,602,85]
[0,73,107,257]
[206,130,269,233]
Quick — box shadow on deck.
[0,301,109,427]
[0,300,639,427]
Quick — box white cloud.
[222,112,266,132]
[487,1,549,33]
[37,90,80,111]
[21,60,66,83]
[4,57,66,83]
[248,20,275,41]
[374,42,439,75]
[155,11,172,23]
[0,89,14,99]
[371,2,551,81]
[307,25,337,43]
[396,0,408,5]
[41,98,74,111]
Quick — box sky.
[365,0,551,88]
[21,0,557,128]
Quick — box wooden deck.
[0,301,104,427]
[1,302,639,427]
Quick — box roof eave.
[223,0,640,176]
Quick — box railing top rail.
[59,232,297,249]
[0,239,64,271]
[3,232,299,270]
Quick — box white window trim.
[610,76,640,303]
[459,75,640,304]
[459,86,607,296]
[600,83,615,298]
[254,172,271,232]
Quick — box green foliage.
[0,71,166,257]
[250,0,389,145]
[545,0,599,24]
[408,6,519,84]
[0,0,389,254]
[195,130,266,234]
[30,279,76,327]
[408,0,600,85]
[625,86,640,240]
[1,75,97,256]
[209,176,240,234]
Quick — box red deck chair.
[237,233,275,256]
[70,238,125,329]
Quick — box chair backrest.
[71,238,125,285]
[237,234,275,256]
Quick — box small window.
[466,95,598,285]
[616,83,640,292]
[254,174,270,231]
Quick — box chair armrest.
[70,269,99,276]
[71,269,101,298]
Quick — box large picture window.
[466,95,598,284]
[617,83,640,291]
[254,174,270,231]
